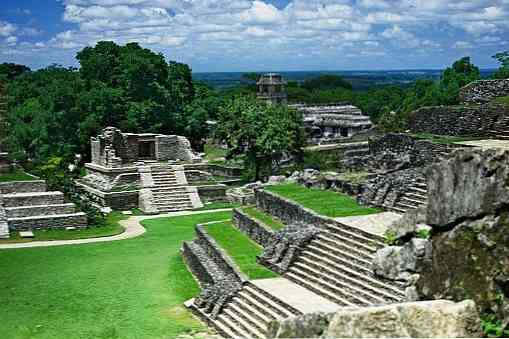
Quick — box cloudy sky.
[1,0,508,72]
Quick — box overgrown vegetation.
[481,314,509,338]
[242,206,285,231]
[0,169,36,182]
[206,221,278,280]
[0,211,232,338]
[265,183,380,218]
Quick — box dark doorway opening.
[139,141,155,159]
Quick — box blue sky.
[1,0,508,72]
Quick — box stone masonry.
[459,79,509,103]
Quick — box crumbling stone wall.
[460,79,509,103]
[408,104,509,136]
[232,208,275,247]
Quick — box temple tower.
[256,73,288,105]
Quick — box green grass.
[411,132,484,145]
[242,206,285,231]
[0,170,36,182]
[0,211,232,339]
[206,221,278,280]
[494,96,509,108]
[265,183,380,218]
[204,143,227,162]
[0,212,126,244]
[194,202,240,211]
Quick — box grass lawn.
[194,202,240,211]
[204,143,227,162]
[241,206,285,231]
[494,95,509,108]
[0,211,232,339]
[0,212,126,244]
[0,169,37,182]
[411,132,484,145]
[265,183,380,218]
[206,221,278,280]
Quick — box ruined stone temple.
[293,104,373,144]
[0,81,10,173]
[257,73,288,105]
[78,127,243,214]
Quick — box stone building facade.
[257,73,287,105]
[90,127,201,168]
[0,81,10,173]
[293,104,373,144]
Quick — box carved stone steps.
[322,223,385,248]
[300,250,406,298]
[297,256,404,303]
[317,231,377,255]
[2,191,65,207]
[191,283,301,338]
[310,236,374,263]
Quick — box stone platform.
[334,212,402,236]
[251,278,341,314]
[454,139,509,150]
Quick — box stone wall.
[5,203,76,218]
[256,189,326,228]
[76,182,139,210]
[459,79,509,103]
[408,104,509,136]
[256,188,383,241]
[2,192,64,208]
[0,180,46,194]
[232,208,275,247]
[197,185,227,202]
[156,135,200,162]
[9,213,88,231]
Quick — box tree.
[0,63,30,81]
[302,75,353,91]
[216,95,305,180]
[440,57,480,104]
[492,51,509,79]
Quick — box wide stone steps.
[193,283,301,338]
[311,235,374,263]
[300,249,406,297]
[8,212,87,231]
[296,255,404,303]
[322,223,385,248]
[5,203,76,218]
[2,191,65,207]
[317,231,377,256]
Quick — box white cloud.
[0,21,17,37]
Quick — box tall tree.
[216,95,305,180]
[492,51,509,79]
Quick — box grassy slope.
[0,211,232,339]
[241,206,285,231]
[193,202,240,211]
[206,221,278,280]
[0,212,126,244]
[411,132,484,144]
[265,183,380,218]
[0,170,36,182]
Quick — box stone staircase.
[0,181,87,233]
[490,116,509,140]
[389,177,428,214]
[189,282,302,338]
[142,165,202,213]
[0,203,9,238]
[284,222,407,307]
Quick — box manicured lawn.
[204,143,227,162]
[0,212,126,244]
[411,132,483,145]
[265,183,380,218]
[206,221,278,280]
[494,95,509,108]
[194,202,240,211]
[242,206,285,231]
[0,169,36,182]
[0,211,232,339]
